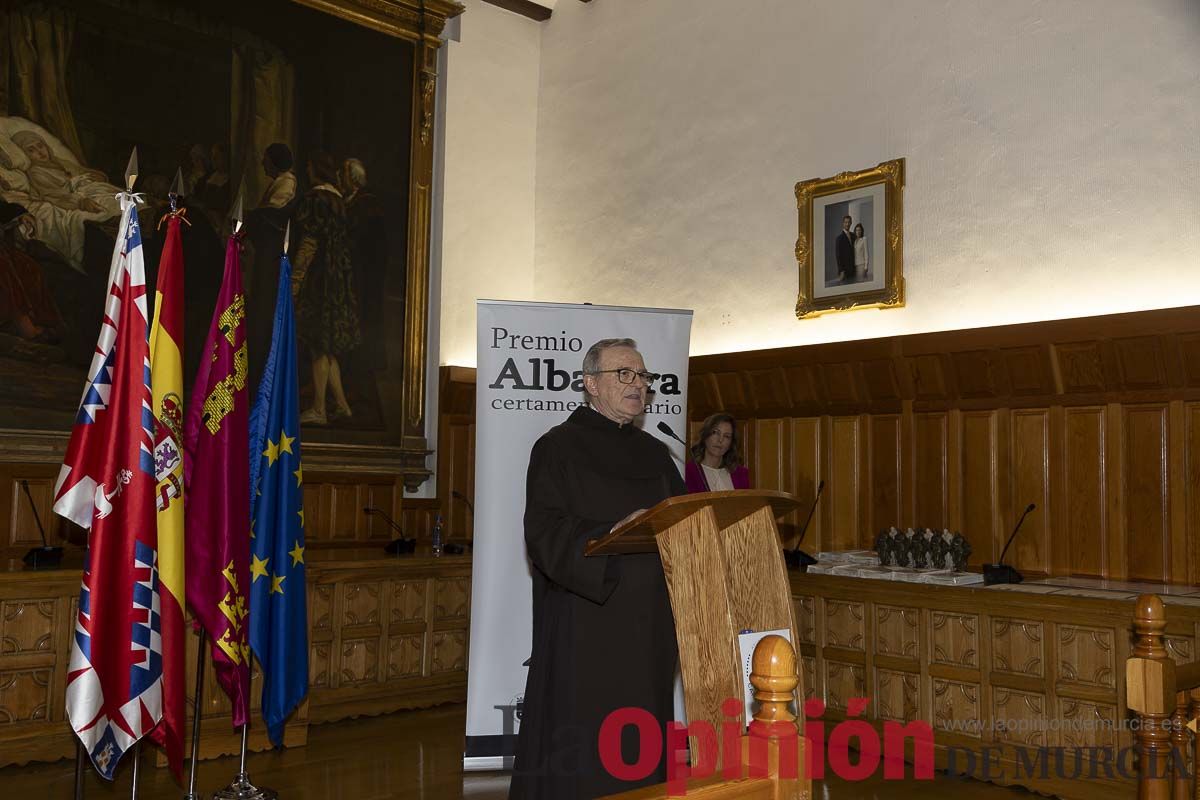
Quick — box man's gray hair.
[582,338,638,376]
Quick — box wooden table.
[791,572,1200,800]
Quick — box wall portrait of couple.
[795,158,906,319]
[0,0,417,447]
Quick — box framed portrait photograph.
[795,158,905,318]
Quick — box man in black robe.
[509,338,685,800]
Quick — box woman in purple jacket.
[685,412,751,492]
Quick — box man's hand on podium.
[610,508,648,533]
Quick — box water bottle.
[432,513,443,557]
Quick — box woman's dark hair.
[690,412,742,469]
[307,151,340,186]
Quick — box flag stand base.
[214,725,275,800]
[212,773,276,800]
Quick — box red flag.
[184,234,250,725]
[53,199,162,780]
[147,214,187,778]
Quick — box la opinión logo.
[598,697,934,796]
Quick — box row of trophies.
[873,526,973,572]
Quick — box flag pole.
[211,723,275,800]
[74,738,86,800]
[212,193,275,800]
[129,742,141,800]
[182,630,207,800]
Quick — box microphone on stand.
[364,506,415,554]
[446,492,474,554]
[21,480,63,569]
[451,490,474,517]
[785,480,824,571]
[656,421,688,451]
[983,503,1036,585]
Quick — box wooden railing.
[602,634,809,800]
[1127,594,1200,800]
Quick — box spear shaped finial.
[283,220,291,254]
[231,188,244,234]
[169,168,184,211]
[124,147,138,192]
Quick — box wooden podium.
[586,490,803,738]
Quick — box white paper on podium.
[736,628,794,728]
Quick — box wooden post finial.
[751,634,798,726]
[1134,593,1169,661]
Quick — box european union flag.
[248,252,307,746]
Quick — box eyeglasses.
[587,368,660,388]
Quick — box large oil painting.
[0,0,413,444]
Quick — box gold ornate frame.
[794,158,905,319]
[287,0,465,489]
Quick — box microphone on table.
[21,480,63,569]
[364,506,416,554]
[657,421,688,449]
[785,480,824,571]
[445,492,474,554]
[983,503,1036,585]
[451,490,474,517]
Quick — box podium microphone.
[451,490,474,517]
[983,503,1036,585]
[656,421,688,449]
[785,480,824,571]
[365,506,415,554]
[21,480,63,569]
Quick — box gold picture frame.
[795,158,905,318]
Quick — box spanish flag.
[147,212,187,780]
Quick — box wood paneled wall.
[437,366,476,543]
[430,306,1200,586]
[690,306,1200,585]
[15,307,1187,575]
[0,433,425,561]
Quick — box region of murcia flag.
[53,195,162,780]
[184,231,251,725]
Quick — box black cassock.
[509,405,686,800]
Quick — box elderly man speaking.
[509,338,685,799]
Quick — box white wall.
[439,0,543,366]
[533,0,1200,356]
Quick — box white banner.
[464,300,693,770]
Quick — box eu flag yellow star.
[288,541,305,566]
[263,437,280,466]
[279,430,295,457]
[298,508,304,528]
[270,574,286,594]
[294,465,303,487]
[250,554,270,582]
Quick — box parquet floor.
[0,704,1034,798]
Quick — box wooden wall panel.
[868,415,901,541]
[960,412,998,562]
[1011,410,1050,575]
[788,418,821,551]
[752,420,787,494]
[0,465,77,562]
[913,413,948,529]
[828,417,860,552]
[1063,408,1106,578]
[1123,406,1169,582]
[1188,403,1200,586]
